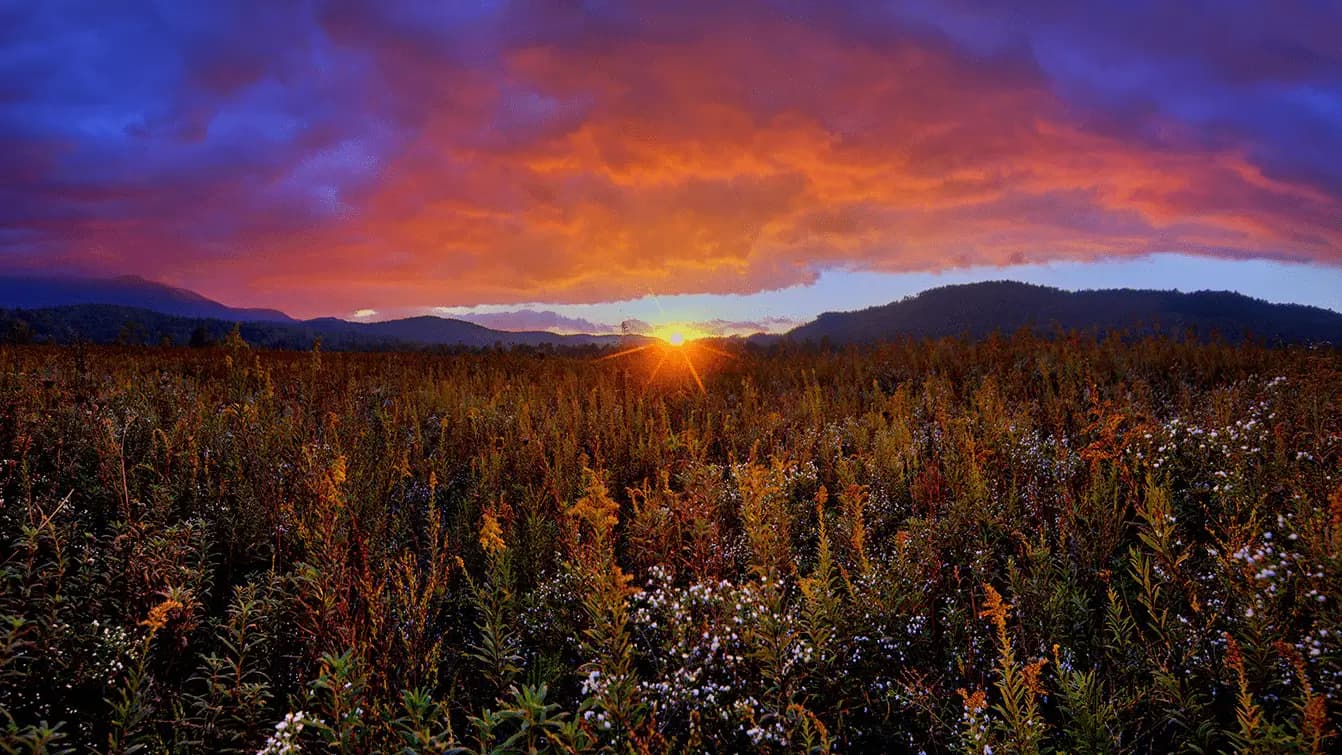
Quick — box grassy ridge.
[0,334,1338,752]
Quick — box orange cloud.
[7,3,1340,317]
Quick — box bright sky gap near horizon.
[419,254,1342,334]
[3,2,1340,329]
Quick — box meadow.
[0,332,1337,753]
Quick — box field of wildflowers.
[0,333,1338,752]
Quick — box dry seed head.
[1303,695,1330,749]
[568,468,620,537]
[1023,657,1049,696]
[479,512,506,555]
[957,687,988,713]
[1225,632,1249,689]
[141,598,185,633]
[979,584,1010,630]
[330,455,347,487]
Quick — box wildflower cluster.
[256,711,317,755]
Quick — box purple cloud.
[453,309,614,334]
[0,1,1338,317]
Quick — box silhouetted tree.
[189,325,212,348]
[6,318,33,345]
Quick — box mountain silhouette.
[0,304,635,350]
[0,274,641,348]
[303,315,629,348]
[5,277,1340,349]
[0,275,294,322]
[787,281,1342,344]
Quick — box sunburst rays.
[596,343,657,362]
[596,334,732,394]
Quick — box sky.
[2,1,1341,332]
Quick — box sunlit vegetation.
[1,332,1338,752]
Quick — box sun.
[595,324,735,393]
[651,324,706,345]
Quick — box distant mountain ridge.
[0,275,294,323]
[0,274,637,349]
[302,314,630,348]
[0,304,635,350]
[4,276,1340,349]
[787,281,1342,344]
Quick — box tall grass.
[0,334,1337,752]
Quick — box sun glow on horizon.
[651,324,709,345]
[596,325,734,394]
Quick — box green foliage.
[466,535,522,698]
[393,687,454,754]
[185,581,279,752]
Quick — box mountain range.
[0,275,294,323]
[790,281,1342,345]
[0,276,629,349]
[2,275,1340,349]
